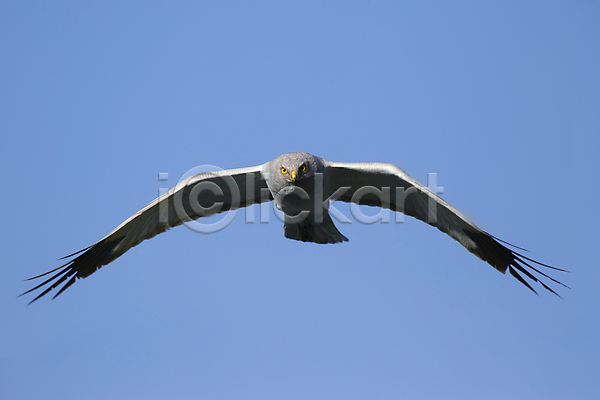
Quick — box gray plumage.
[21,152,567,304]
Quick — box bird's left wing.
[21,165,271,304]
[323,161,568,296]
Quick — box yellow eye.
[280,167,287,174]
[299,165,306,172]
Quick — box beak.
[291,170,297,182]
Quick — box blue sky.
[1,1,598,399]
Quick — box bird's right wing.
[21,164,272,304]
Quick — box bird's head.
[268,152,324,189]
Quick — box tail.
[284,213,348,244]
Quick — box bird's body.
[21,152,567,303]
[266,152,348,244]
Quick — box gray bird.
[21,152,567,303]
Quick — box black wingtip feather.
[488,233,530,252]
[509,266,539,295]
[22,260,72,282]
[516,253,569,272]
[53,275,77,300]
[58,244,95,260]
[538,280,562,299]
[512,262,539,283]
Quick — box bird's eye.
[280,167,287,174]
[299,165,306,172]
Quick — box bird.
[21,152,567,304]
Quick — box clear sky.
[1,1,598,399]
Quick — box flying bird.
[21,152,567,303]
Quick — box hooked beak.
[291,170,297,183]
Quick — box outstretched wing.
[21,165,272,304]
[324,161,568,296]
